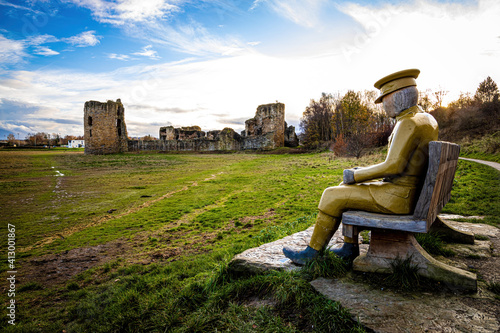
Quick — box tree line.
[299,90,392,157]
[299,76,499,157]
[4,132,84,147]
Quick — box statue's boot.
[330,237,359,261]
[283,211,340,265]
[283,246,318,265]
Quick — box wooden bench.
[341,141,477,291]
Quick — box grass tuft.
[474,234,489,240]
[385,255,421,290]
[66,281,80,291]
[416,233,455,257]
[487,281,500,295]
[300,249,348,281]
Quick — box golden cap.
[374,69,420,103]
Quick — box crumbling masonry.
[84,99,128,155]
[84,100,298,154]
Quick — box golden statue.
[284,69,439,264]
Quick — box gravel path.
[459,157,500,172]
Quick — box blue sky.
[0,0,499,139]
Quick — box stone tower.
[242,102,285,149]
[84,99,128,154]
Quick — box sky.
[0,0,499,139]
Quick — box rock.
[439,214,485,220]
[229,225,369,273]
[311,277,499,333]
[441,219,498,238]
[451,240,493,258]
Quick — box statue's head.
[374,69,420,118]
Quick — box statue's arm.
[351,120,419,183]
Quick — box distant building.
[68,140,85,148]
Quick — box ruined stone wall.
[130,127,242,152]
[84,99,128,154]
[242,103,285,150]
[159,126,205,141]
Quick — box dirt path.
[460,157,500,172]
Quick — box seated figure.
[284,69,439,264]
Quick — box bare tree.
[300,93,335,147]
[433,87,449,109]
[418,89,433,112]
[7,133,16,145]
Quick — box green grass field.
[0,149,498,332]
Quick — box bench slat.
[342,211,427,233]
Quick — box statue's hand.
[343,169,356,184]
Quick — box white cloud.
[132,45,160,59]
[63,30,101,47]
[69,0,180,25]
[0,35,26,65]
[0,0,41,13]
[250,0,265,11]
[33,46,59,56]
[251,0,328,28]
[25,34,59,46]
[130,20,246,56]
[108,53,133,61]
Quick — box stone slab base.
[230,225,369,274]
[311,277,499,333]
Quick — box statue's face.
[382,92,398,118]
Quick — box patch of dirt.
[242,296,277,308]
[18,240,131,287]
[452,235,500,284]
[459,297,500,327]
[238,208,276,226]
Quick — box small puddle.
[52,167,65,193]
[52,166,65,177]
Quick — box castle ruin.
[84,99,128,154]
[242,103,285,150]
[84,100,298,154]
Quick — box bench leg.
[429,216,475,244]
[353,229,477,291]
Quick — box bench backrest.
[413,141,460,230]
